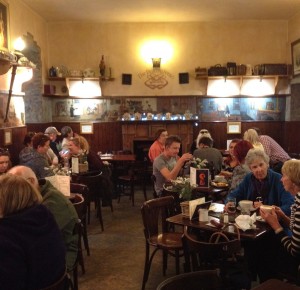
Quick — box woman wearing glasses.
[0,148,11,174]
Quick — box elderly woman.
[260,159,300,279]
[0,174,66,289]
[68,135,103,171]
[0,148,11,174]
[226,148,294,215]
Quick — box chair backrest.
[76,172,103,196]
[156,270,221,290]
[182,226,241,272]
[141,196,176,239]
[71,193,86,220]
[40,271,69,290]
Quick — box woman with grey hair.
[226,148,294,216]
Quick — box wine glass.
[227,198,236,214]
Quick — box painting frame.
[291,38,300,77]
[227,122,241,134]
[0,0,9,50]
[80,123,93,134]
[4,128,12,145]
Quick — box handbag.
[208,64,228,76]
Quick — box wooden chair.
[156,270,221,290]
[182,225,250,289]
[141,196,184,290]
[70,183,90,256]
[117,159,148,206]
[76,171,109,231]
[40,270,70,290]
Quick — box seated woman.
[260,159,300,280]
[148,129,168,162]
[0,148,11,174]
[0,174,66,289]
[220,139,240,179]
[60,126,74,153]
[228,140,253,192]
[226,149,294,215]
[68,135,103,171]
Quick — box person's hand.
[260,208,281,230]
[179,153,193,164]
[273,206,286,221]
[253,201,263,209]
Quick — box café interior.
[1,0,300,289]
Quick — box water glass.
[227,198,236,214]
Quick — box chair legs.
[95,196,104,231]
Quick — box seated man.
[153,135,193,196]
[148,129,168,163]
[8,165,79,272]
[193,136,223,175]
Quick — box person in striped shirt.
[260,159,300,279]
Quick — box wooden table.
[252,279,300,290]
[167,205,271,240]
[99,154,136,162]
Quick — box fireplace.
[133,139,154,161]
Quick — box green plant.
[190,157,208,169]
[171,177,195,200]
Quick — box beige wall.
[47,21,289,96]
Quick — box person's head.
[0,148,11,174]
[0,174,42,218]
[228,139,240,157]
[233,140,253,164]
[69,135,90,155]
[23,132,36,147]
[251,127,261,136]
[198,136,213,148]
[245,149,270,181]
[154,129,168,145]
[281,159,300,195]
[61,126,73,139]
[164,135,182,157]
[8,165,39,189]
[32,133,51,154]
[196,129,212,149]
[44,126,61,141]
[243,129,260,145]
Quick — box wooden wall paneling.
[283,121,300,154]
[0,126,27,166]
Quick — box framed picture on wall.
[291,38,300,77]
[4,128,12,145]
[227,122,241,134]
[0,0,9,50]
[80,123,93,134]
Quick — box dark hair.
[154,129,167,141]
[165,135,181,148]
[233,140,253,163]
[61,126,73,138]
[32,133,50,149]
[23,132,36,146]
[198,136,213,147]
[0,148,10,157]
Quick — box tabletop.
[99,154,136,162]
[252,279,300,290]
[167,205,271,240]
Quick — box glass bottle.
[99,55,106,77]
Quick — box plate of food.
[211,181,229,188]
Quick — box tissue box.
[190,167,210,188]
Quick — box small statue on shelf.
[99,55,106,77]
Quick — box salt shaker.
[223,212,229,224]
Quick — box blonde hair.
[0,174,42,217]
[243,129,260,146]
[282,159,300,187]
[70,135,90,153]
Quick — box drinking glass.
[227,198,236,214]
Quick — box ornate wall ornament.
[138,69,174,90]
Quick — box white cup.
[239,200,253,215]
[199,209,208,222]
[214,175,226,183]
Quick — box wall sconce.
[152,58,161,69]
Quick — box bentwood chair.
[70,183,90,256]
[156,270,221,290]
[141,196,184,290]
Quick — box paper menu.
[189,197,205,220]
[45,175,71,197]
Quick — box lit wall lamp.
[152,57,161,69]
[4,37,35,123]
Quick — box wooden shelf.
[43,93,102,99]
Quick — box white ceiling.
[21,0,300,23]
